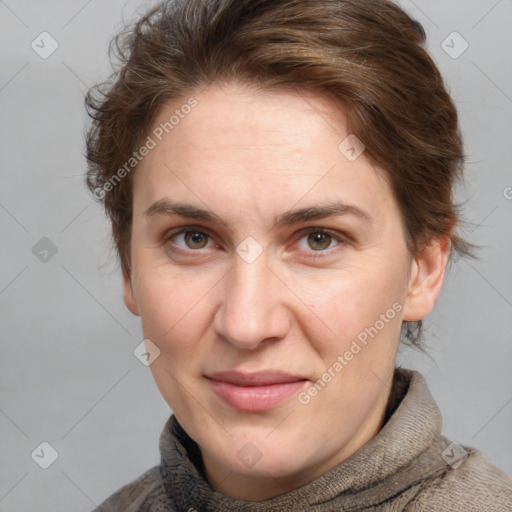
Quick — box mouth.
[205,371,308,412]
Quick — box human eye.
[164,226,217,256]
[294,227,347,258]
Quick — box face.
[123,83,448,500]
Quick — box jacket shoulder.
[405,446,512,512]
[91,466,175,512]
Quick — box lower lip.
[208,379,307,412]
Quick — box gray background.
[0,0,511,510]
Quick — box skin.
[122,82,449,500]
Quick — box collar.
[158,368,448,511]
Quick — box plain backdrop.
[1,0,511,510]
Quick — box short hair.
[84,0,473,348]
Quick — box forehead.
[132,83,395,226]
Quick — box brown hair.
[84,0,473,348]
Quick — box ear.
[402,235,450,322]
[123,271,140,316]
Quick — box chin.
[210,427,317,478]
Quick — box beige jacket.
[92,369,512,511]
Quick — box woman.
[85,0,512,510]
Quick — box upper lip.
[206,371,306,386]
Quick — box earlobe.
[402,236,450,322]
[122,273,140,316]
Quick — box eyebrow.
[143,198,372,230]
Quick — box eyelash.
[163,226,347,259]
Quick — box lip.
[206,371,307,412]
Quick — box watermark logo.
[32,237,58,263]
[442,442,468,468]
[237,442,262,468]
[31,441,59,469]
[133,339,161,366]
[236,236,264,264]
[441,32,469,59]
[338,134,365,162]
[31,32,59,59]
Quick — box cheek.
[135,270,214,355]
[290,260,407,361]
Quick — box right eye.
[164,227,217,255]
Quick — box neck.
[200,392,390,501]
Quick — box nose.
[213,253,291,351]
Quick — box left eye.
[296,229,342,253]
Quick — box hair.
[84,0,474,349]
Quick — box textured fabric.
[92,369,512,511]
